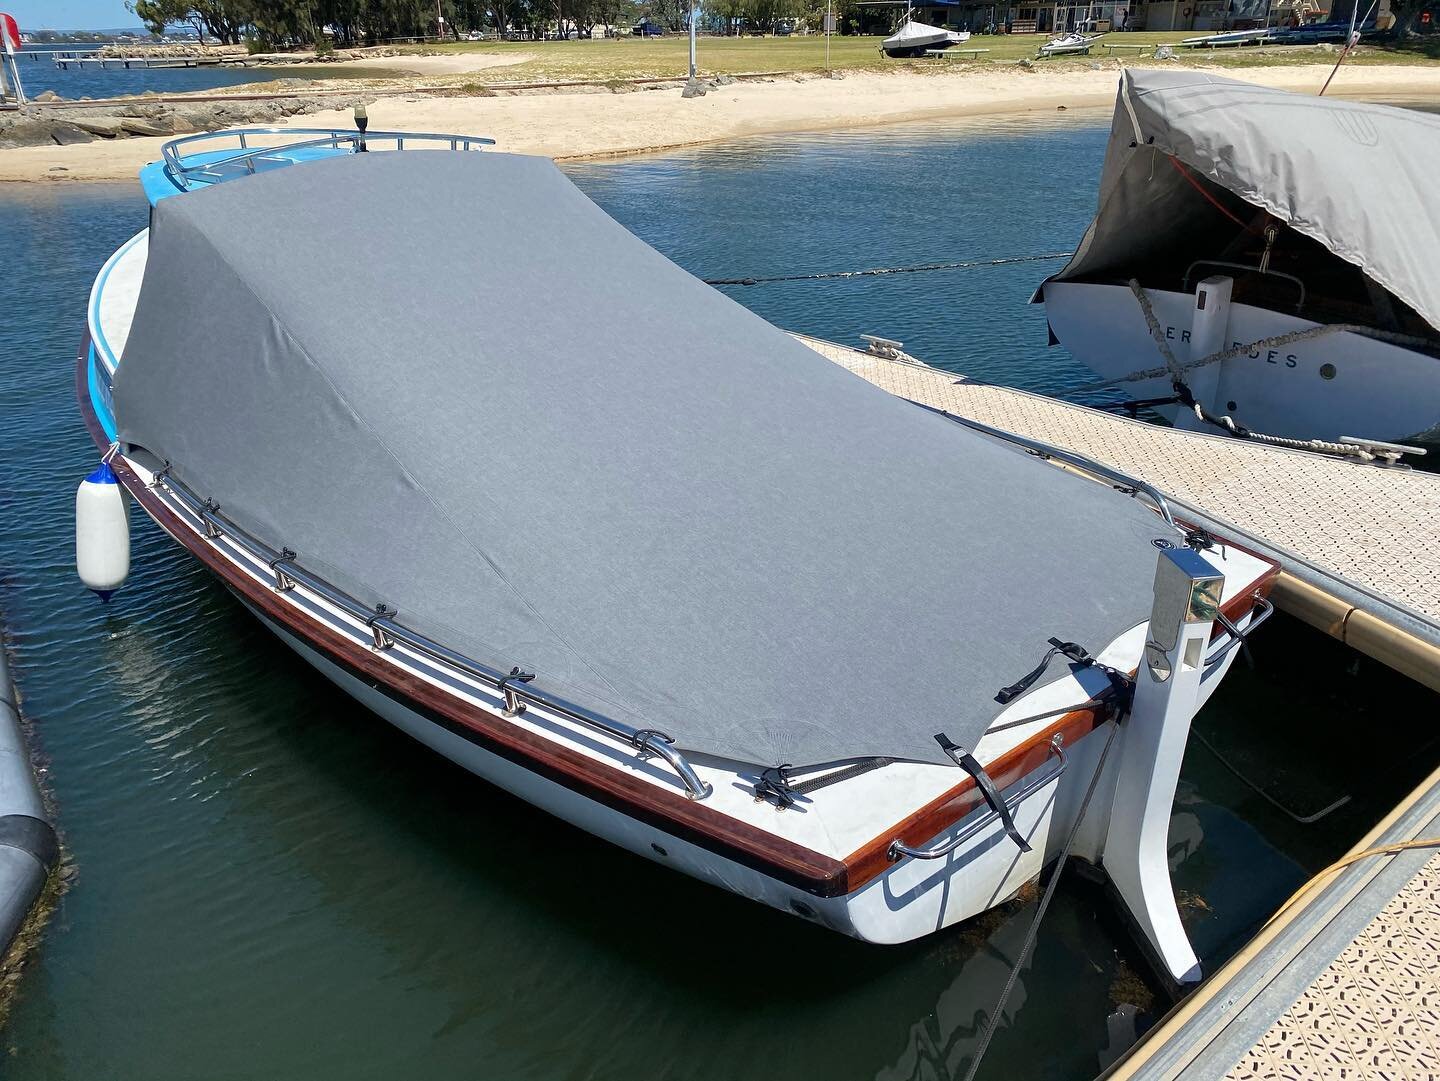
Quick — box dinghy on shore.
[1037,70,1440,449]
[882,19,970,57]
[74,127,1276,975]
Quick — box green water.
[0,113,1434,1080]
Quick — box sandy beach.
[4,62,1438,182]
[327,50,536,75]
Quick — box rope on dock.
[701,251,1074,287]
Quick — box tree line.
[126,0,855,46]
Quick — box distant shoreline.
[3,62,1438,183]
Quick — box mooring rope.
[961,721,1122,1081]
[1267,835,1440,928]
[1086,281,1431,461]
[701,251,1074,287]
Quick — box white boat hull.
[1043,281,1440,444]
[239,587,1246,944]
[254,599,1062,943]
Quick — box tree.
[643,0,687,30]
[127,0,259,44]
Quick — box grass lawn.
[395,31,1440,85]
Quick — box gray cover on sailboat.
[114,151,1174,769]
[1048,69,1440,333]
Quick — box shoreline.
[3,63,1438,182]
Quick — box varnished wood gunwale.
[78,340,851,897]
[78,331,1279,903]
[839,570,1278,891]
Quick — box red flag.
[0,14,20,56]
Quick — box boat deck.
[1107,761,1440,1081]
[796,335,1440,692]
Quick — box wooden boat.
[75,127,1276,977]
[1037,70,1440,448]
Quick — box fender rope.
[1266,835,1440,928]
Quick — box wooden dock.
[51,53,246,69]
[797,334,1440,692]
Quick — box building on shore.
[860,0,1333,33]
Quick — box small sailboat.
[1179,28,1273,46]
[74,124,1276,975]
[1036,70,1440,448]
[882,17,970,57]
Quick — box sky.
[4,2,140,31]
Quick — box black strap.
[1185,527,1217,552]
[995,637,1093,704]
[753,765,797,809]
[752,757,898,809]
[1213,609,1255,669]
[935,733,1032,853]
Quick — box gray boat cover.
[114,150,1174,769]
[1047,69,1440,333]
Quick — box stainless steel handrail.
[1182,259,1307,312]
[161,127,496,191]
[939,410,1180,532]
[151,469,713,800]
[1204,595,1274,668]
[888,735,1067,861]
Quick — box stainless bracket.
[367,604,397,651]
[498,667,535,718]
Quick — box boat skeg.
[76,461,130,601]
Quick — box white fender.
[76,462,130,600]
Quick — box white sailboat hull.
[883,22,970,56]
[1043,281,1440,445]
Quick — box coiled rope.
[701,251,1074,287]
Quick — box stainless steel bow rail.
[148,467,714,801]
[160,128,496,192]
[889,735,1068,861]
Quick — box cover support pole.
[1103,546,1223,987]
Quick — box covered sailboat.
[882,19,969,56]
[1037,70,1440,447]
[76,129,1275,967]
